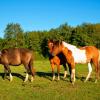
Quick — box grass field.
[0,60,100,100]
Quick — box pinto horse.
[0,48,35,82]
[48,40,68,80]
[51,40,100,84]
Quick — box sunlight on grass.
[0,60,100,100]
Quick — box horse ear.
[47,39,50,41]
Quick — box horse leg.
[28,58,35,82]
[68,63,75,85]
[84,63,92,82]
[92,59,99,83]
[68,65,71,76]
[71,68,75,85]
[51,63,55,81]
[4,65,13,82]
[3,67,8,80]
[29,65,35,82]
[9,73,13,82]
[24,73,29,82]
[57,65,60,80]
[67,64,72,81]
[24,65,29,82]
[63,64,67,79]
[67,56,75,84]
[62,49,75,84]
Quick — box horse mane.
[48,39,54,43]
[53,40,62,47]
[2,49,8,54]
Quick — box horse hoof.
[63,76,66,79]
[10,78,13,82]
[24,80,28,82]
[58,78,60,81]
[84,80,87,83]
[31,77,34,82]
[95,80,97,83]
[3,77,6,80]
[52,79,55,81]
[72,82,75,86]
[10,79,13,82]
[52,76,55,81]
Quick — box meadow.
[0,59,100,100]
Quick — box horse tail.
[98,50,100,76]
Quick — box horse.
[50,40,100,84]
[0,48,35,82]
[48,40,68,81]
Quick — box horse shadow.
[36,72,52,81]
[0,72,25,81]
[74,75,94,82]
[36,71,71,81]
[0,72,94,82]
[36,72,94,82]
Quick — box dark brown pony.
[48,40,68,80]
[0,48,35,82]
[51,40,100,84]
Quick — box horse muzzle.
[51,53,56,57]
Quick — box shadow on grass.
[36,72,71,81]
[73,76,95,82]
[0,72,94,82]
[36,72,52,81]
[0,72,25,81]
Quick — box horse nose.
[52,53,55,56]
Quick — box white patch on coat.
[71,69,76,82]
[62,41,87,63]
[24,73,29,82]
[9,73,13,81]
[52,73,55,80]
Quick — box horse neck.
[59,44,68,55]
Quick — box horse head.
[47,39,55,54]
[51,40,65,56]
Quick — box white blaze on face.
[62,41,87,63]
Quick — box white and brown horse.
[51,40,100,84]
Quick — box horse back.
[19,48,34,64]
[0,48,33,66]
[80,46,99,60]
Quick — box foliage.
[4,23,24,48]
[0,22,100,57]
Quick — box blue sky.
[0,0,100,38]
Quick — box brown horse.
[51,40,100,84]
[48,40,68,80]
[0,48,35,82]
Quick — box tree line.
[0,23,100,58]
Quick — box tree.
[4,23,24,47]
[57,23,72,42]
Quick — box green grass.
[0,60,100,100]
